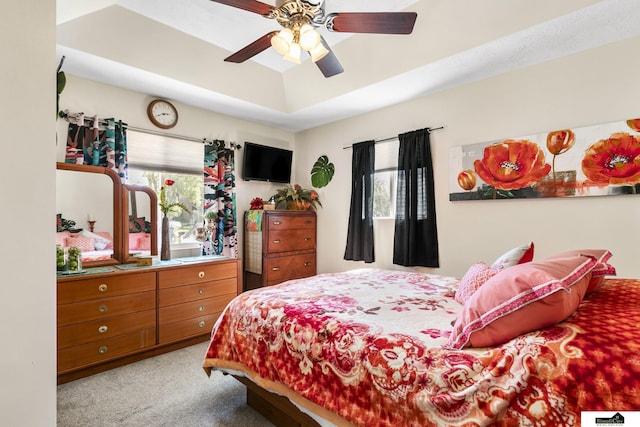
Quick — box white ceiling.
[56,0,640,132]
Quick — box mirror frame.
[122,184,158,263]
[56,162,124,267]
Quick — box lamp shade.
[271,28,294,56]
[309,43,329,62]
[283,43,302,64]
[299,24,321,51]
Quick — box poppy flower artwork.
[449,117,640,200]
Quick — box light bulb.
[299,24,321,51]
[271,28,293,56]
[283,43,301,64]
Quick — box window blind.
[374,138,399,171]
[127,130,202,174]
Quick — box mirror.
[56,162,124,267]
[123,184,158,263]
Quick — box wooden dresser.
[56,257,241,384]
[244,210,316,290]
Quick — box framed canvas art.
[449,117,640,201]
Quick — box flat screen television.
[242,142,293,183]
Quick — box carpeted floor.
[57,341,275,427]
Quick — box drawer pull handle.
[304,262,312,267]
[98,284,108,292]
[273,221,281,225]
[98,325,108,334]
[198,321,206,328]
[99,305,107,313]
[304,237,311,241]
[273,239,281,244]
[98,346,108,354]
[272,267,281,271]
[199,305,205,312]
[198,271,205,278]
[198,288,205,295]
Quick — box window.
[127,131,203,247]
[373,138,399,219]
[373,170,397,218]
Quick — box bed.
[203,251,640,426]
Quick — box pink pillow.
[491,242,534,270]
[455,262,500,304]
[137,233,151,250]
[544,249,616,293]
[128,233,141,250]
[446,254,597,349]
[56,231,70,247]
[65,236,95,252]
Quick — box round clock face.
[147,99,178,129]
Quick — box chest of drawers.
[244,210,316,290]
[57,271,156,373]
[158,260,238,344]
[56,258,241,383]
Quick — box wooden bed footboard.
[234,376,321,427]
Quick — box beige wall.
[0,0,57,424]
[296,35,640,279]
[56,74,297,256]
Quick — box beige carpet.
[57,341,275,427]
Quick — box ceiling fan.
[210,0,417,78]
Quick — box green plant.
[272,184,321,210]
[311,155,334,188]
[56,56,66,118]
[159,179,191,217]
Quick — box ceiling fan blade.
[315,38,344,78]
[224,31,279,63]
[209,0,274,16]
[326,12,417,34]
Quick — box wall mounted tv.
[242,142,293,183]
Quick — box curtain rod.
[342,126,445,150]
[59,110,241,149]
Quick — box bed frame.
[234,376,322,427]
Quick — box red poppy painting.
[449,118,640,200]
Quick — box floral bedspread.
[203,269,640,427]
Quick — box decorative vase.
[287,200,311,210]
[161,215,171,260]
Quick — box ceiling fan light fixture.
[309,42,329,62]
[283,43,302,64]
[271,28,294,55]
[299,24,321,51]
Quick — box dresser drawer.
[158,277,237,307]
[267,213,316,231]
[159,294,236,325]
[266,229,316,253]
[57,309,156,349]
[159,313,220,344]
[264,253,316,285]
[158,261,237,289]
[57,291,156,327]
[57,327,155,372]
[58,272,156,304]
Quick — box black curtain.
[393,129,439,267]
[344,140,375,263]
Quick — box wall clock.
[147,99,178,129]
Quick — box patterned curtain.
[65,115,128,181]
[202,140,238,257]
